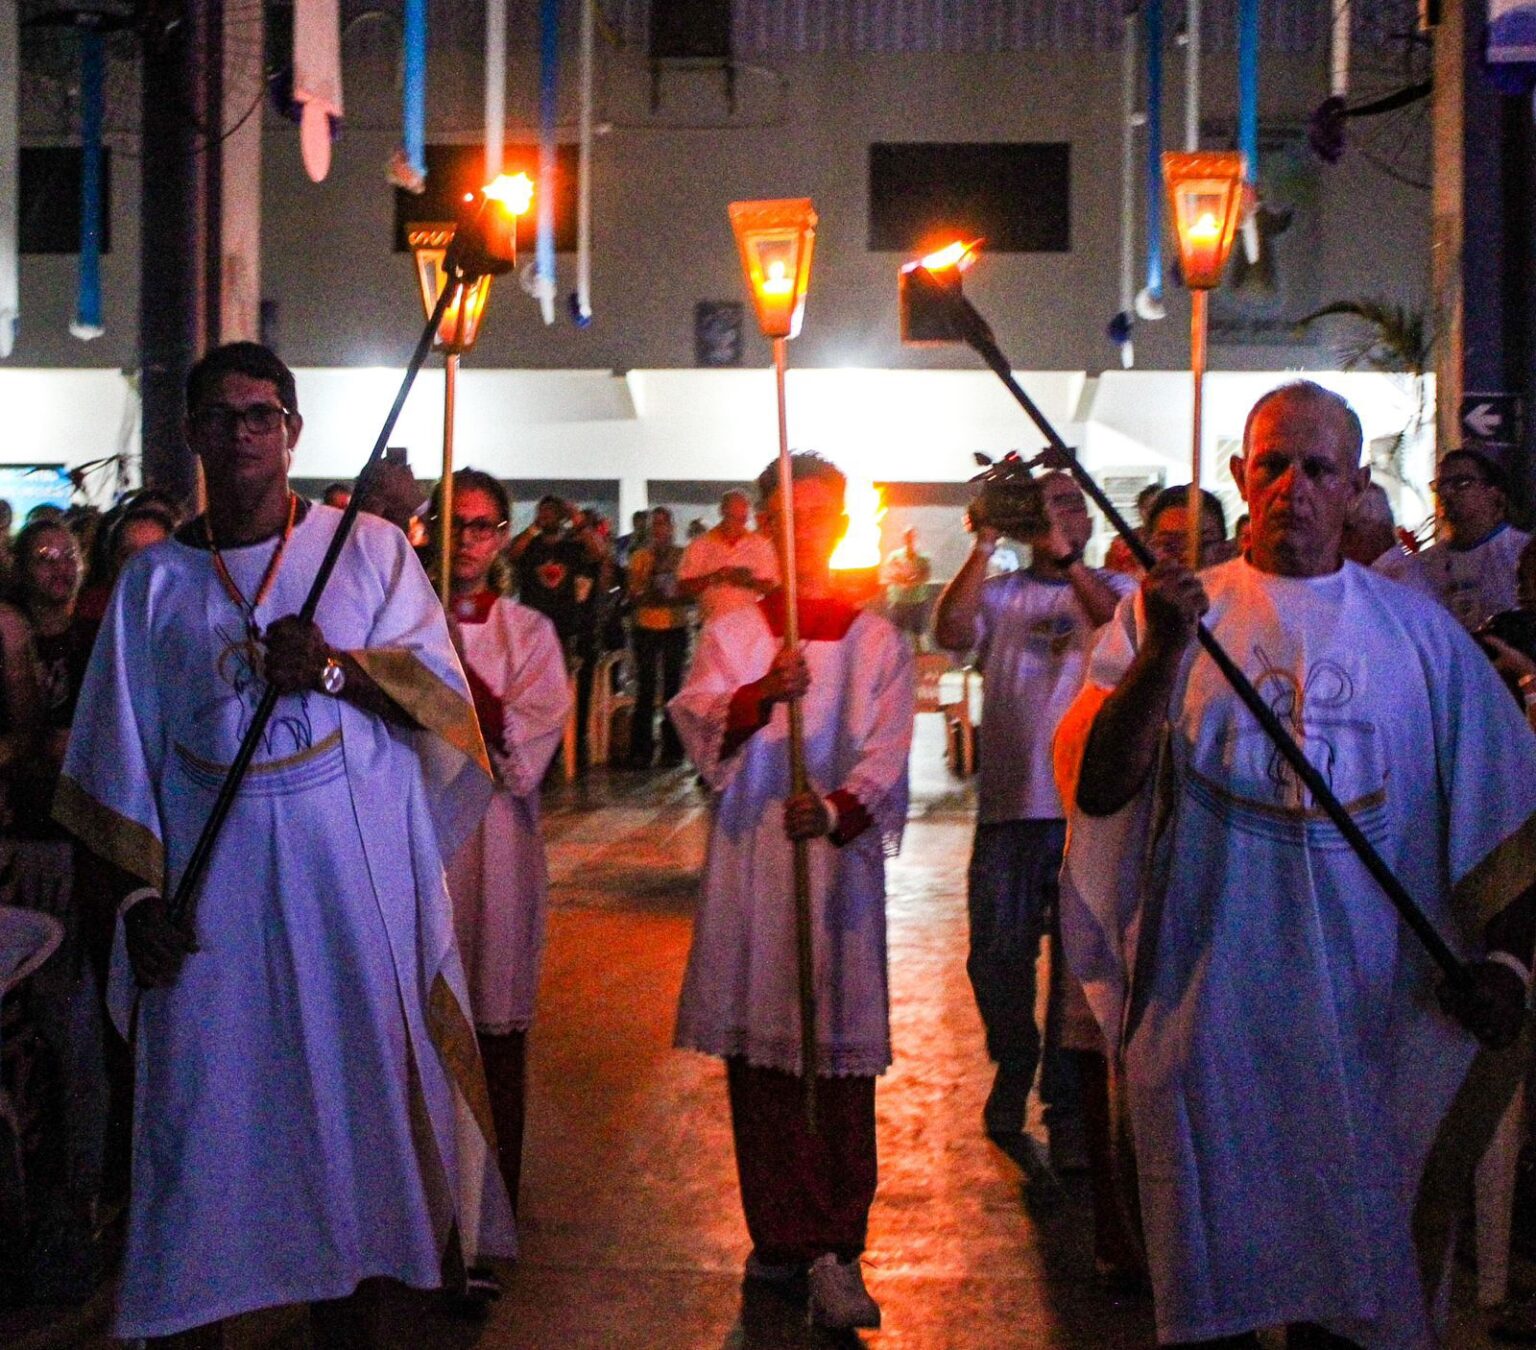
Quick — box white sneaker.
[807,1253,881,1329]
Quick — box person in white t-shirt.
[1376,448,1529,630]
[678,489,779,626]
[934,472,1134,1165]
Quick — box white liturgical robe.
[57,505,511,1339]
[445,596,570,1034]
[668,596,913,1077]
[1054,557,1536,1348]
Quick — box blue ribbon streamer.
[74,28,104,338]
[404,0,427,181]
[1144,0,1163,301]
[1238,0,1258,180]
[536,0,559,318]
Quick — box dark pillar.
[138,0,219,505]
[1433,0,1536,523]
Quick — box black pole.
[910,267,1470,992]
[166,277,461,929]
[138,5,207,505]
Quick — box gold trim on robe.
[1452,808,1536,933]
[1415,807,1536,1297]
[348,647,493,779]
[427,972,498,1150]
[53,773,164,887]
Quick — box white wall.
[0,363,1429,524]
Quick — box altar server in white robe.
[669,452,913,1332]
[1056,381,1536,1349]
[55,344,513,1345]
[437,468,570,1215]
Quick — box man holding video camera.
[934,466,1131,1167]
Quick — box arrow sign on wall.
[1460,392,1522,445]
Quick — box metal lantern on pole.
[408,171,533,602]
[728,196,820,1124]
[1163,150,1245,567]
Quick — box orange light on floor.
[830,480,887,571]
[728,199,818,339]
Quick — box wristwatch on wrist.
[320,655,347,696]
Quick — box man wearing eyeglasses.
[1376,448,1529,631]
[54,342,511,1345]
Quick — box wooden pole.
[1188,287,1207,568]
[438,347,459,604]
[773,335,819,1129]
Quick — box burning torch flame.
[913,239,982,273]
[484,172,535,215]
[830,480,887,571]
[761,258,794,295]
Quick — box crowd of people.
[4,346,1536,1350]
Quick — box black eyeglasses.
[192,403,291,436]
[1431,474,1488,494]
[449,517,507,542]
[29,543,78,564]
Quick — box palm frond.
[1294,298,1429,375]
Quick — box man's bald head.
[1242,382,1363,473]
[1233,381,1370,578]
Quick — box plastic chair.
[941,666,980,777]
[588,650,636,765]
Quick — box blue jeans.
[965,819,1076,1122]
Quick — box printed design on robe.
[535,560,568,591]
[1184,644,1389,848]
[1023,611,1081,658]
[173,622,345,796]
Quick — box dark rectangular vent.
[868,142,1070,254]
[649,0,732,61]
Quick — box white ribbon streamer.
[485,0,506,181]
[0,0,18,357]
[293,0,343,183]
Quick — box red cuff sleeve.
[720,682,773,759]
[826,788,873,846]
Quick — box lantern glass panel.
[729,198,818,340]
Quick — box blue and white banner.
[532,0,559,326]
[403,0,428,185]
[70,28,105,341]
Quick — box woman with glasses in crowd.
[431,469,571,1237]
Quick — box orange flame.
[761,258,794,295]
[830,480,887,570]
[484,172,535,215]
[916,239,982,273]
[1186,211,1221,243]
